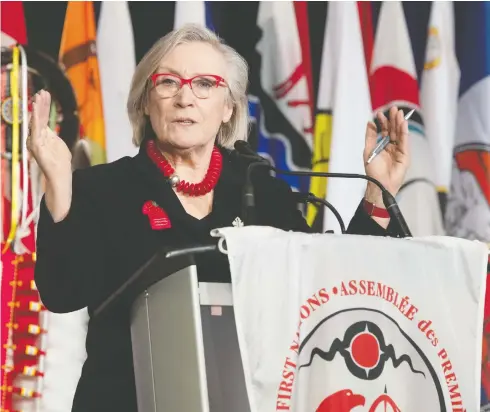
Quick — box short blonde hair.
[127,24,249,149]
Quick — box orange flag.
[59,1,106,165]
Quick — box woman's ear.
[222,101,233,124]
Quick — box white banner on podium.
[212,227,488,412]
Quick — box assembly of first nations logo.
[295,311,444,411]
[275,281,467,412]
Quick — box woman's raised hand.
[27,90,74,222]
[26,90,72,183]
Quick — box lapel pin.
[232,217,244,227]
[142,201,171,230]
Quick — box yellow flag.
[59,1,106,165]
[306,112,333,227]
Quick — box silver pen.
[366,109,415,164]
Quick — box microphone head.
[234,140,270,164]
[229,146,263,166]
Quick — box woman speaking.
[29,24,409,412]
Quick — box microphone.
[232,141,269,226]
[234,140,270,164]
[233,141,412,238]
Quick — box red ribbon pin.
[142,201,171,230]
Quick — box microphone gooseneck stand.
[292,192,346,234]
[235,141,412,238]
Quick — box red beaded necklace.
[146,139,223,197]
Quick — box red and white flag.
[369,1,444,237]
[256,1,314,153]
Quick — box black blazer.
[35,142,399,412]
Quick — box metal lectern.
[94,246,251,412]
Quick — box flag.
[249,1,314,194]
[59,1,107,166]
[445,2,490,242]
[368,1,444,237]
[0,1,27,47]
[98,1,138,162]
[420,1,460,217]
[174,1,215,30]
[213,226,487,411]
[306,2,372,233]
[174,1,207,29]
[441,2,490,407]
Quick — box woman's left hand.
[362,106,410,218]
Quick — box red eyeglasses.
[150,73,227,99]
